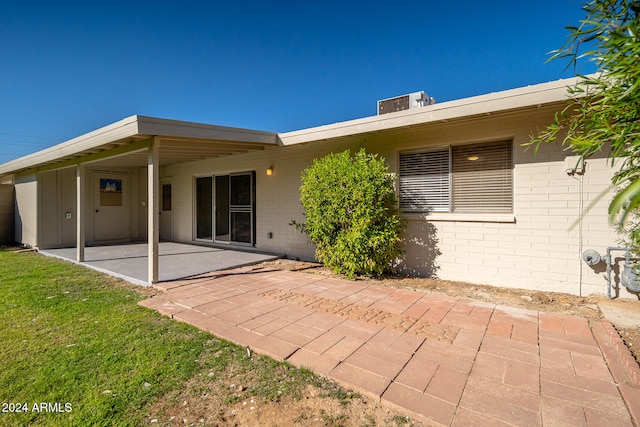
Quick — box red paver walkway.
[138,265,640,426]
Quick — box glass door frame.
[193,171,255,246]
[227,172,254,245]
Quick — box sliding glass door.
[195,172,254,245]
[195,177,212,240]
[215,175,230,242]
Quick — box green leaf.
[610,179,640,225]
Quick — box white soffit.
[0,115,139,175]
[279,76,583,146]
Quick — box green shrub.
[293,148,404,278]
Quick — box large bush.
[293,148,404,278]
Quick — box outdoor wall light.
[266,167,273,176]
[467,155,479,161]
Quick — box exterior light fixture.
[468,155,479,161]
[266,167,273,176]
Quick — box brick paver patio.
[139,265,640,426]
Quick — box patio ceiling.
[87,135,279,168]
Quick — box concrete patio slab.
[41,242,281,285]
[138,265,640,426]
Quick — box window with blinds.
[451,141,513,213]
[399,140,513,214]
[399,149,450,212]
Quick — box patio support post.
[76,162,85,262]
[148,137,160,284]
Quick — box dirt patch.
[145,348,425,427]
[146,384,421,426]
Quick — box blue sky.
[0,1,594,164]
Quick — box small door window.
[162,184,172,211]
[99,178,123,206]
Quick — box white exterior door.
[93,173,131,242]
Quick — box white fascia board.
[136,116,280,145]
[0,115,140,176]
[279,77,583,146]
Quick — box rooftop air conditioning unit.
[377,91,435,115]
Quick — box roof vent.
[377,91,435,115]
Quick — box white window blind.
[451,141,513,213]
[398,140,513,214]
[399,149,450,212]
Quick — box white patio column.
[76,163,85,262]
[148,137,160,284]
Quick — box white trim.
[402,212,516,223]
[76,164,85,262]
[148,138,160,284]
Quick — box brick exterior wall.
[164,106,625,297]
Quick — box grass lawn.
[0,249,360,426]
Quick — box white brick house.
[0,77,631,297]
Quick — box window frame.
[399,148,451,213]
[398,140,514,220]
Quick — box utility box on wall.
[0,184,15,245]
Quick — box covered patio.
[0,115,281,284]
[41,242,281,286]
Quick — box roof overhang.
[0,76,585,182]
[279,76,583,146]
[0,115,280,180]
